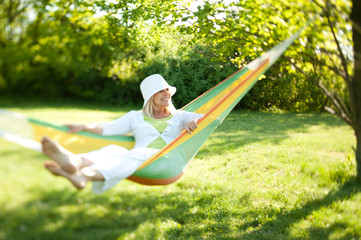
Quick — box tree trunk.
[351,0,361,182]
[356,134,361,182]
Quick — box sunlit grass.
[0,105,359,240]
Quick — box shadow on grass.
[0,178,359,240]
[238,177,361,239]
[0,184,214,240]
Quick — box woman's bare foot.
[79,157,93,169]
[41,136,80,174]
[44,162,88,190]
[44,161,61,176]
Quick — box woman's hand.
[184,118,199,134]
[65,124,85,133]
[65,123,103,134]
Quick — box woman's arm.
[65,123,103,135]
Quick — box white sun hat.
[140,74,176,107]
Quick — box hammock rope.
[0,23,309,185]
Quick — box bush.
[136,50,237,108]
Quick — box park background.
[1,0,360,239]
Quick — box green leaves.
[0,0,353,112]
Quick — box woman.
[42,74,203,194]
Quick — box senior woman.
[42,74,203,194]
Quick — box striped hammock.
[0,25,307,185]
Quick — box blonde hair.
[143,95,176,118]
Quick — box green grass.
[0,104,360,240]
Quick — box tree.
[171,0,329,111]
[312,0,360,181]
[290,0,360,181]
[350,0,361,182]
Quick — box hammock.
[0,25,307,185]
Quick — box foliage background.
[0,0,351,111]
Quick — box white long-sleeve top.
[101,110,204,149]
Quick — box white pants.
[79,145,159,194]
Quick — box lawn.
[0,103,360,240]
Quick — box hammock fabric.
[0,25,307,186]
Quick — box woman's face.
[153,88,171,108]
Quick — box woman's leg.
[44,162,104,190]
[41,136,92,173]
